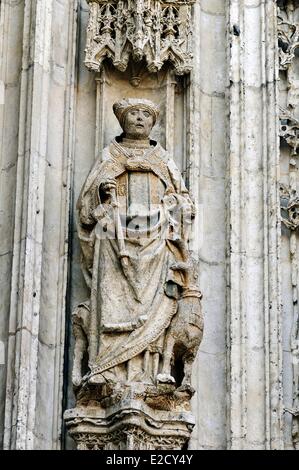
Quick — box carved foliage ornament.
[277,2,299,124]
[279,107,299,155]
[280,184,299,230]
[277,0,299,72]
[85,0,196,75]
[74,428,187,451]
[278,2,299,448]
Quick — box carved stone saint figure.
[72,98,203,396]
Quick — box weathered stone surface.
[1,0,77,450]
[0,0,25,449]
[85,0,196,75]
[1,0,297,452]
[65,394,194,450]
[65,97,203,449]
[278,0,299,451]
[227,0,283,450]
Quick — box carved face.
[123,107,154,139]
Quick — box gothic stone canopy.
[85,0,196,75]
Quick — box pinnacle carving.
[85,0,196,75]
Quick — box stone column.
[2,0,77,450]
[227,0,284,450]
[189,0,228,450]
[0,0,25,448]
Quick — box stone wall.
[0,0,296,450]
[0,0,25,450]
[0,0,77,449]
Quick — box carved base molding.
[64,397,194,450]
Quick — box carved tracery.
[85,0,196,75]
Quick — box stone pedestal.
[64,383,195,450]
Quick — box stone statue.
[72,98,203,398]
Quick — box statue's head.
[113,98,159,140]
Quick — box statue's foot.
[156,373,176,384]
